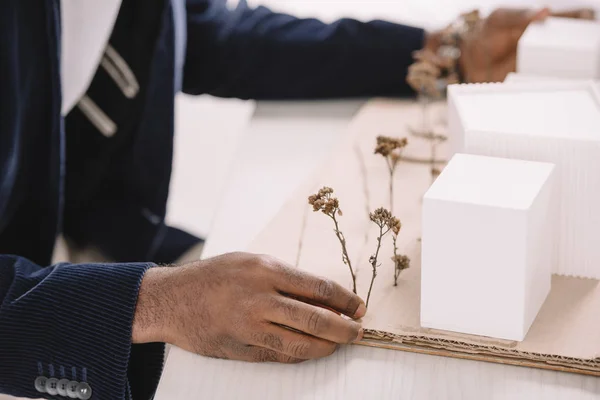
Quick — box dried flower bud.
[374,143,390,157]
[374,136,409,160]
[369,207,394,228]
[308,186,342,218]
[392,254,411,271]
[318,187,333,197]
[390,217,401,235]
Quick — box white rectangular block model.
[504,73,600,93]
[517,18,600,79]
[517,17,600,79]
[504,72,582,85]
[421,154,555,341]
[448,81,600,279]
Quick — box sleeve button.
[77,382,93,400]
[34,376,48,393]
[45,378,59,396]
[67,380,80,398]
[57,378,70,396]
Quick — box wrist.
[132,266,178,344]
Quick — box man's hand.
[459,8,594,83]
[132,252,366,363]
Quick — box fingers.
[552,8,595,20]
[250,324,338,360]
[266,295,363,344]
[266,258,366,319]
[238,346,306,364]
[487,8,550,31]
[490,6,595,31]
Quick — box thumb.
[505,8,550,43]
[489,8,550,31]
[528,7,551,23]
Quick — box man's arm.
[0,256,164,399]
[0,252,367,399]
[182,0,426,99]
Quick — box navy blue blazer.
[0,0,424,398]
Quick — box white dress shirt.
[60,0,122,116]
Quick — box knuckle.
[488,8,506,22]
[314,279,335,300]
[306,309,328,335]
[286,340,311,359]
[258,255,299,282]
[255,348,278,363]
[250,254,272,269]
[271,297,301,323]
[230,253,266,276]
[254,254,288,275]
[252,332,284,352]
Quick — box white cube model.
[421,154,556,341]
[517,17,600,79]
[448,81,600,279]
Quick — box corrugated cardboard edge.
[357,334,600,377]
[358,330,600,375]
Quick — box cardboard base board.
[246,99,600,376]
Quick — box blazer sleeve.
[182,0,426,100]
[0,255,165,400]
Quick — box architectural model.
[448,81,600,279]
[421,154,555,341]
[247,99,600,376]
[518,17,600,79]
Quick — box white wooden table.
[155,99,600,399]
[155,1,600,398]
[5,1,600,399]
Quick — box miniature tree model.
[391,218,410,286]
[374,136,408,214]
[374,137,412,285]
[423,132,447,183]
[366,208,395,307]
[308,187,357,294]
[309,188,408,306]
[405,48,449,181]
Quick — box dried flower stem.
[392,235,400,286]
[366,208,395,308]
[366,223,390,308]
[400,154,448,165]
[308,187,357,294]
[429,136,444,184]
[389,216,410,286]
[330,213,357,294]
[375,136,408,214]
[419,92,430,134]
[408,125,446,184]
[385,158,395,215]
